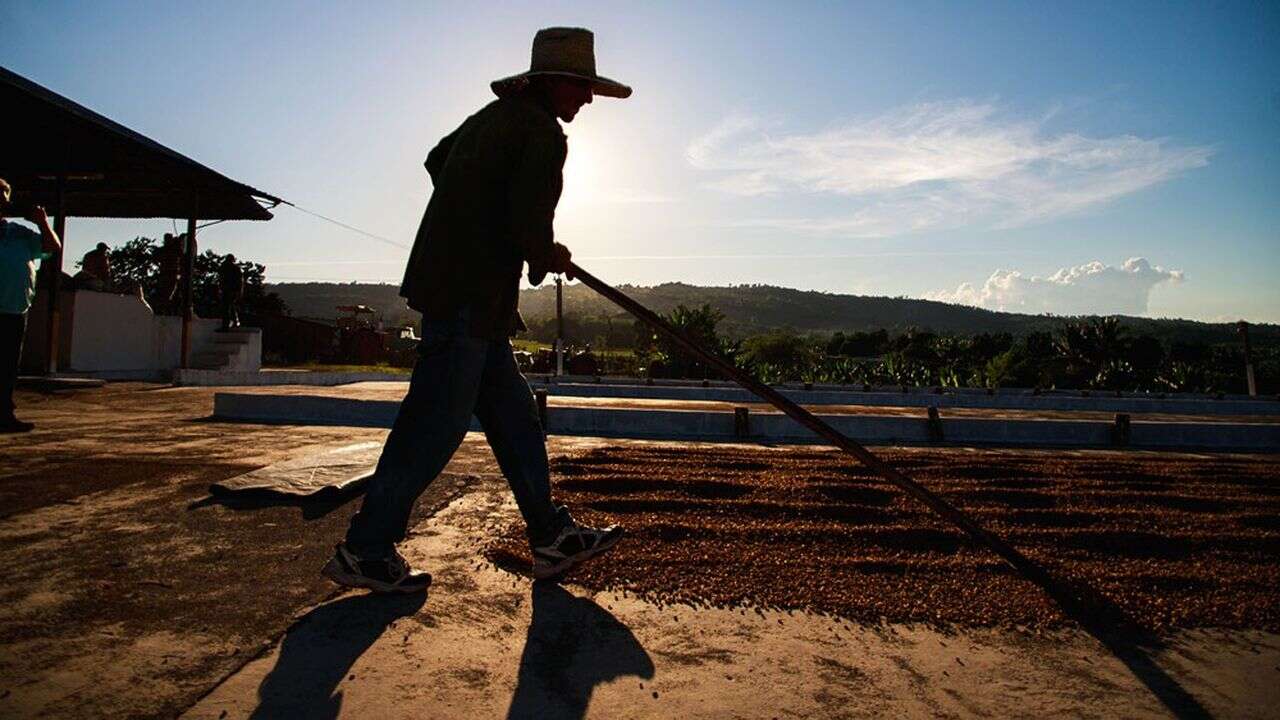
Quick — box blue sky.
[3,1,1277,322]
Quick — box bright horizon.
[3,1,1277,323]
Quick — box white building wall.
[64,290,257,373]
[67,291,157,371]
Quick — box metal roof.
[0,66,280,221]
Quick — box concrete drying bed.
[4,383,1278,718]
[488,445,1280,631]
[185,477,1280,719]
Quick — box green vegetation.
[625,305,1275,394]
[110,236,286,318]
[263,362,411,375]
[510,339,551,353]
[268,280,1277,346]
[263,281,1276,393]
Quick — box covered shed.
[0,65,281,371]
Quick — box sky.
[2,1,1278,323]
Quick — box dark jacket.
[400,94,567,339]
[218,260,244,297]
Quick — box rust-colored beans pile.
[484,447,1280,630]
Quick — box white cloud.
[594,189,677,204]
[927,258,1184,316]
[687,101,1211,236]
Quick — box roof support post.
[43,175,66,374]
[180,201,197,369]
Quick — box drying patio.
[1,382,1277,719]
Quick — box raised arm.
[28,206,61,255]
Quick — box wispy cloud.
[687,101,1211,236]
[927,257,1184,316]
[593,190,677,204]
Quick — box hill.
[265,281,1278,346]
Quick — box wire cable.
[277,200,411,250]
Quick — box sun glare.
[558,126,600,211]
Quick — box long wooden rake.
[568,262,1061,593]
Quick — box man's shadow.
[507,583,655,720]
[249,591,426,720]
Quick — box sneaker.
[531,520,625,579]
[321,542,432,594]
[0,416,34,433]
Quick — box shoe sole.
[321,557,431,594]
[532,528,625,580]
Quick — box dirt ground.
[2,383,1278,719]
[190,484,1280,720]
[0,384,476,718]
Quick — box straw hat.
[491,27,632,99]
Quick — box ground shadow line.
[508,582,654,720]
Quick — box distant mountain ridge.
[265,281,1277,345]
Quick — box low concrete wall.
[57,290,254,374]
[179,370,1279,417]
[529,380,1280,417]
[173,368,403,386]
[211,392,1280,452]
[66,291,157,371]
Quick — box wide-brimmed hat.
[491,27,631,99]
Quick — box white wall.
[65,290,256,372]
[67,291,156,371]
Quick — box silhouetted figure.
[218,254,244,330]
[73,242,112,291]
[0,177,62,433]
[324,27,633,593]
[154,233,183,314]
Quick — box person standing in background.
[217,253,244,330]
[155,233,183,314]
[74,242,112,291]
[0,177,62,433]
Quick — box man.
[0,178,62,433]
[323,27,631,593]
[155,233,183,315]
[74,242,112,291]
[217,254,244,330]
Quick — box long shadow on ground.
[249,592,427,719]
[508,583,655,720]
[1043,576,1213,720]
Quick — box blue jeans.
[345,311,568,558]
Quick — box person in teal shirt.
[0,177,63,432]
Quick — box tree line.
[106,236,287,319]
[528,304,1274,394]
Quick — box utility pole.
[555,275,564,376]
[1238,320,1257,397]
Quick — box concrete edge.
[210,392,1280,453]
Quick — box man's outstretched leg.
[324,321,488,593]
[475,339,623,579]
